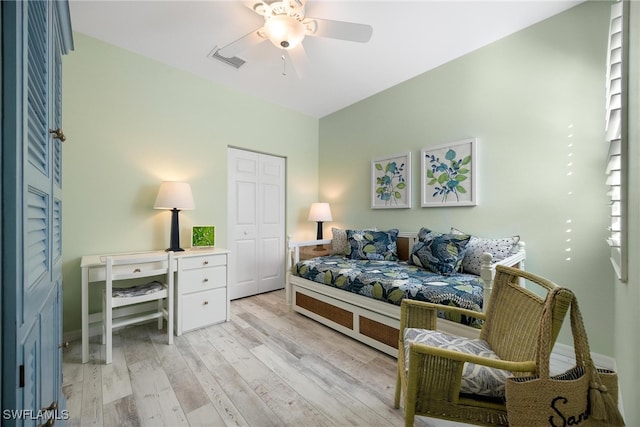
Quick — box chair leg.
[405,412,415,427]
[101,292,106,345]
[167,298,173,346]
[157,299,163,330]
[394,367,402,409]
[105,301,113,365]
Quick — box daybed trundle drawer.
[180,288,226,333]
[294,290,400,351]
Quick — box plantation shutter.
[605,0,628,281]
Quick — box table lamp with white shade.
[154,181,195,252]
[308,202,332,244]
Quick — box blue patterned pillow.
[346,229,399,261]
[411,230,470,275]
[416,227,434,241]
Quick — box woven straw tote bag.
[505,289,625,427]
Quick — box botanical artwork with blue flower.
[421,139,477,207]
[371,152,412,209]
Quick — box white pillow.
[451,227,520,275]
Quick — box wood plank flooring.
[62,290,475,427]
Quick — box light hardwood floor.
[62,290,475,427]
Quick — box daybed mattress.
[292,255,484,327]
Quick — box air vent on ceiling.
[207,47,246,69]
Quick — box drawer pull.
[133,268,141,273]
[203,278,209,283]
[203,261,209,265]
[203,301,209,306]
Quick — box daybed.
[286,228,526,357]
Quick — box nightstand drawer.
[181,254,225,271]
[181,288,226,332]
[180,265,226,294]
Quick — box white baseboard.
[552,342,616,370]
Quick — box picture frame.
[191,225,215,248]
[421,138,477,207]
[371,151,412,209]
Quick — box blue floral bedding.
[292,255,484,328]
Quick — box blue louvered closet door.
[2,1,73,424]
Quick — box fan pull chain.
[281,54,287,76]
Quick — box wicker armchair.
[394,265,573,426]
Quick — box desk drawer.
[181,288,226,332]
[181,254,225,271]
[180,265,226,294]
[111,260,168,279]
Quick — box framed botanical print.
[371,152,412,209]
[421,138,477,207]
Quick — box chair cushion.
[112,280,165,298]
[403,328,510,398]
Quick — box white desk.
[81,248,230,363]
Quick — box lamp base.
[167,208,185,253]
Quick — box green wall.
[62,34,319,335]
[62,2,638,422]
[320,1,612,353]
[320,2,640,420]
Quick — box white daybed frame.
[286,232,526,357]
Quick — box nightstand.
[299,244,330,260]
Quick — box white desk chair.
[102,251,174,364]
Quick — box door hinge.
[19,365,25,388]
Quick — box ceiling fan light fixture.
[264,14,305,50]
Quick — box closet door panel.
[228,148,285,299]
[228,149,259,299]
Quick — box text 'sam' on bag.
[505,289,625,427]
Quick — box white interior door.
[228,148,285,300]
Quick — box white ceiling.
[69,0,583,118]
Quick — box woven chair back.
[481,265,573,364]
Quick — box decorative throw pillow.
[416,227,434,242]
[404,328,510,398]
[451,227,520,275]
[410,230,470,275]
[346,229,399,261]
[331,227,377,255]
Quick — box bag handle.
[536,288,624,425]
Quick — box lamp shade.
[308,202,332,222]
[154,182,195,210]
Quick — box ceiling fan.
[217,0,373,76]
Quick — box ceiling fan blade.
[247,1,271,16]
[284,44,310,79]
[218,27,267,57]
[304,17,372,43]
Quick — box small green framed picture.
[192,225,215,248]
